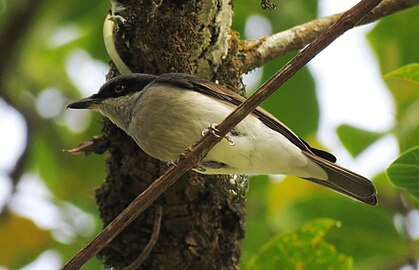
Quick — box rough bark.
[95,1,247,269]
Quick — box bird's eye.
[114,85,125,93]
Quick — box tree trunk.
[95,1,247,269]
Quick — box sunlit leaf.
[369,8,419,151]
[384,68,419,151]
[0,212,52,268]
[385,63,419,84]
[368,8,419,73]
[267,175,321,217]
[336,124,384,157]
[261,55,319,138]
[246,218,351,270]
[386,145,419,201]
[277,196,406,269]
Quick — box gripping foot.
[201,123,235,146]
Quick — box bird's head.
[67,73,157,129]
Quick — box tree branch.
[241,0,419,72]
[61,0,384,268]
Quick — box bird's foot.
[201,123,221,138]
[167,160,177,167]
[110,14,126,26]
[193,164,207,173]
[225,133,235,146]
[201,123,235,145]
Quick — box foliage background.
[0,0,418,269]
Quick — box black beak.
[67,96,101,109]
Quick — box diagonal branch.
[61,0,384,268]
[241,0,419,73]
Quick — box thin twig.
[242,0,419,72]
[122,205,163,270]
[61,0,384,268]
[66,136,109,155]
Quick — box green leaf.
[369,8,419,151]
[368,8,419,73]
[384,69,419,151]
[336,124,384,157]
[273,195,406,269]
[260,54,319,138]
[246,219,351,270]
[386,145,419,201]
[385,63,419,84]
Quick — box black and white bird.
[67,73,377,205]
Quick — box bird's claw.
[167,161,177,167]
[225,134,235,146]
[201,123,221,138]
[193,164,207,172]
[110,14,126,25]
[201,124,235,146]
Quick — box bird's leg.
[167,161,177,168]
[201,123,221,138]
[201,123,235,146]
[224,133,235,146]
[193,164,207,173]
[178,147,207,172]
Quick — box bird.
[67,72,377,205]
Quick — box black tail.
[302,151,377,206]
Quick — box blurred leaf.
[267,175,322,217]
[368,8,419,73]
[277,196,406,269]
[28,121,105,213]
[0,212,52,268]
[4,0,109,103]
[385,63,419,84]
[233,0,320,139]
[244,144,332,268]
[260,54,319,138]
[369,7,419,152]
[233,0,318,34]
[240,175,272,267]
[370,172,405,211]
[336,124,384,157]
[386,145,419,201]
[384,66,419,151]
[246,218,351,270]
